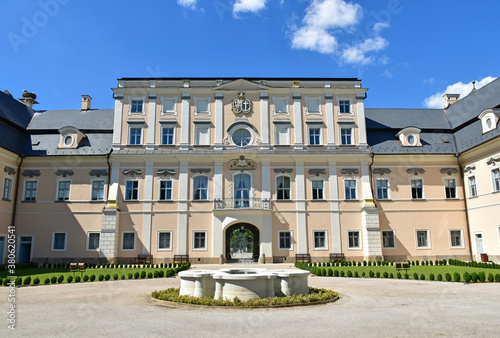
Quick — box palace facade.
[1,77,499,264]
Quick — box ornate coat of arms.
[232,92,252,114]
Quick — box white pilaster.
[328,162,342,253]
[112,97,123,149]
[180,94,191,150]
[295,161,307,254]
[293,94,303,149]
[261,161,271,200]
[360,162,374,202]
[107,161,120,206]
[142,162,153,254]
[356,95,368,147]
[146,95,157,150]
[177,162,189,254]
[260,93,270,149]
[325,94,336,148]
[214,162,223,200]
[214,94,224,150]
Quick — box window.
[344,179,356,200]
[159,180,172,200]
[195,98,210,115]
[3,177,12,200]
[313,231,327,249]
[468,176,477,197]
[273,98,288,114]
[125,181,139,200]
[416,230,430,249]
[492,168,500,192]
[193,176,208,200]
[279,231,292,249]
[91,180,105,201]
[382,231,395,248]
[122,232,135,250]
[162,98,176,115]
[340,127,352,145]
[52,232,66,251]
[24,181,37,201]
[305,97,321,114]
[63,134,74,146]
[407,134,416,146]
[312,180,324,200]
[232,128,252,147]
[411,179,423,199]
[195,125,210,145]
[445,179,456,199]
[339,100,350,114]
[348,231,360,249]
[87,232,100,250]
[129,127,142,145]
[161,127,175,145]
[275,126,290,145]
[57,181,71,201]
[277,176,291,200]
[193,231,206,249]
[309,127,321,145]
[376,179,389,200]
[450,230,463,248]
[130,100,143,114]
[158,231,172,250]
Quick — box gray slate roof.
[25,133,113,156]
[28,109,114,130]
[366,108,450,129]
[0,90,34,129]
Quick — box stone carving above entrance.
[228,156,257,171]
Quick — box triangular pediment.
[214,79,269,91]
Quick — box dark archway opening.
[225,223,260,262]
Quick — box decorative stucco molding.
[4,166,16,175]
[372,168,391,175]
[123,169,143,176]
[157,169,176,177]
[273,168,293,174]
[486,156,500,166]
[463,165,476,173]
[22,170,40,178]
[308,169,326,176]
[55,170,74,177]
[406,168,425,175]
[228,156,257,171]
[440,168,459,175]
[340,168,359,176]
[190,168,211,174]
[89,170,108,177]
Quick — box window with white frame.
[91,180,105,201]
[159,180,172,200]
[445,179,457,199]
[276,176,291,200]
[308,127,321,145]
[313,231,327,249]
[232,128,252,147]
[382,230,395,248]
[340,127,353,145]
[122,232,135,250]
[275,125,290,145]
[450,230,463,248]
[344,179,357,200]
[194,125,210,145]
[194,98,210,115]
[468,176,477,197]
[161,98,177,115]
[24,181,37,201]
[376,179,389,200]
[3,177,12,200]
[161,126,175,145]
[129,127,142,145]
[492,168,500,192]
[411,179,423,199]
[416,230,430,249]
[312,180,324,200]
[193,176,208,200]
[347,231,361,249]
[125,180,139,200]
[193,231,206,250]
[57,180,71,201]
[52,232,66,251]
[273,97,289,115]
[130,99,143,114]
[279,231,292,249]
[158,231,172,250]
[339,100,351,114]
[305,97,321,115]
[87,232,100,250]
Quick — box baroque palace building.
[1,77,499,264]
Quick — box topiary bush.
[436,274,442,281]
[429,273,435,281]
[470,272,478,283]
[453,272,460,282]
[404,273,409,280]
[495,274,500,282]
[23,276,32,285]
[340,270,345,277]
[445,273,452,282]
[369,270,374,278]
[354,271,359,278]
[134,272,140,279]
[397,272,402,279]
[148,272,153,278]
[83,275,89,282]
[478,272,486,282]
[383,272,388,278]
[361,272,366,277]
[98,274,104,281]
[363,260,367,266]
[128,273,132,279]
[159,270,165,278]
[347,270,353,277]
[58,275,64,284]
[113,274,119,280]
[51,276,57,284]
[140,271,146,279]
[420,274,425,281]
[75,276,81,283]
[66,276,73,283]
[90,274,96,282]
[327,269,333,277]
[368,261,372,266]
[44,278,50,285]
[104,274,110,281]
[413,273,418,280]
[333,269,339,277]
[375,272,380,278]
[463,272,471,283]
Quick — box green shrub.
[453,272,460,282]
[347,270,353,277]
[66,276,73,283]
[363,260,367,266]
[382,271,388,278]
[113,274,119,280]
[15,277,22,286]
[357,262,362,266]
[44,278,50,285]
[471,272,478,283]
[128,273,133,279]
[134,272,140,279]
[413,273,418,280]
[23,276,32,285]
[429,260,433,266]
[463,272,471,283]
[73,276,80,283]
[411,261,415,266]
[105,274,111,281]
[369,270,374,278]
[158,270,165,278]
[83,275,89,282]
[47,263,52,269]
[368,261,372,266]
[322,269,327,277]
[333,269,339,277]
[397,272,402,279]
[429,273,435,281]
[51,276,57,284]
[445,273,452,282]
[376,272,381,278]
[377,260,381,266]
[436,274,442,281]
[420,274,425,280]
[340,270,345,277]
[120,275,125,280]
[495,274,500,282]
[361,272,366,277]
[415,260,420,266]
[354,271,359,278]
[98,274,104,281]
[404,273,409,280]
[478,272,486,282]
[166,269,174,277]
[57,275,64,284]
[90,274,96,282]
[327,269,333,277]
[487,273,493,282]
[140,271,146,279]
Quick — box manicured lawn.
[1,267,172,280]
[319,265,498,277]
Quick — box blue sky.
[0,0,497,111]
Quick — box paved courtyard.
[1,263,499,337]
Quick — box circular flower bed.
[151,287,339,308]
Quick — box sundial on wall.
[232,92,252,115]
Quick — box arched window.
[193,176,208,200]
[276,176,291,200]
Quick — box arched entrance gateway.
[225,223,260,262]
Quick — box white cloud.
[177,0,197,9]
[233,0,268,16]
[290,0,389,65]
[381,69,393,78]
[424,76,497,108]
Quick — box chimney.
[443,93,460,109]
[81,95,92,110]
[18,90,39,108]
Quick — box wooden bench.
[330,253,346,262]
[295,254,311,263]
[395,261,410,273]
[173,255,189,264]
[70,263,86,278]
[137,255,153,264]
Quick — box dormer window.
[63,134,74,147]
[396,127,421,147]
[478,108,500,134]
[58,127,86,149]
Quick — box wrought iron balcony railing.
[214,198,271,210]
